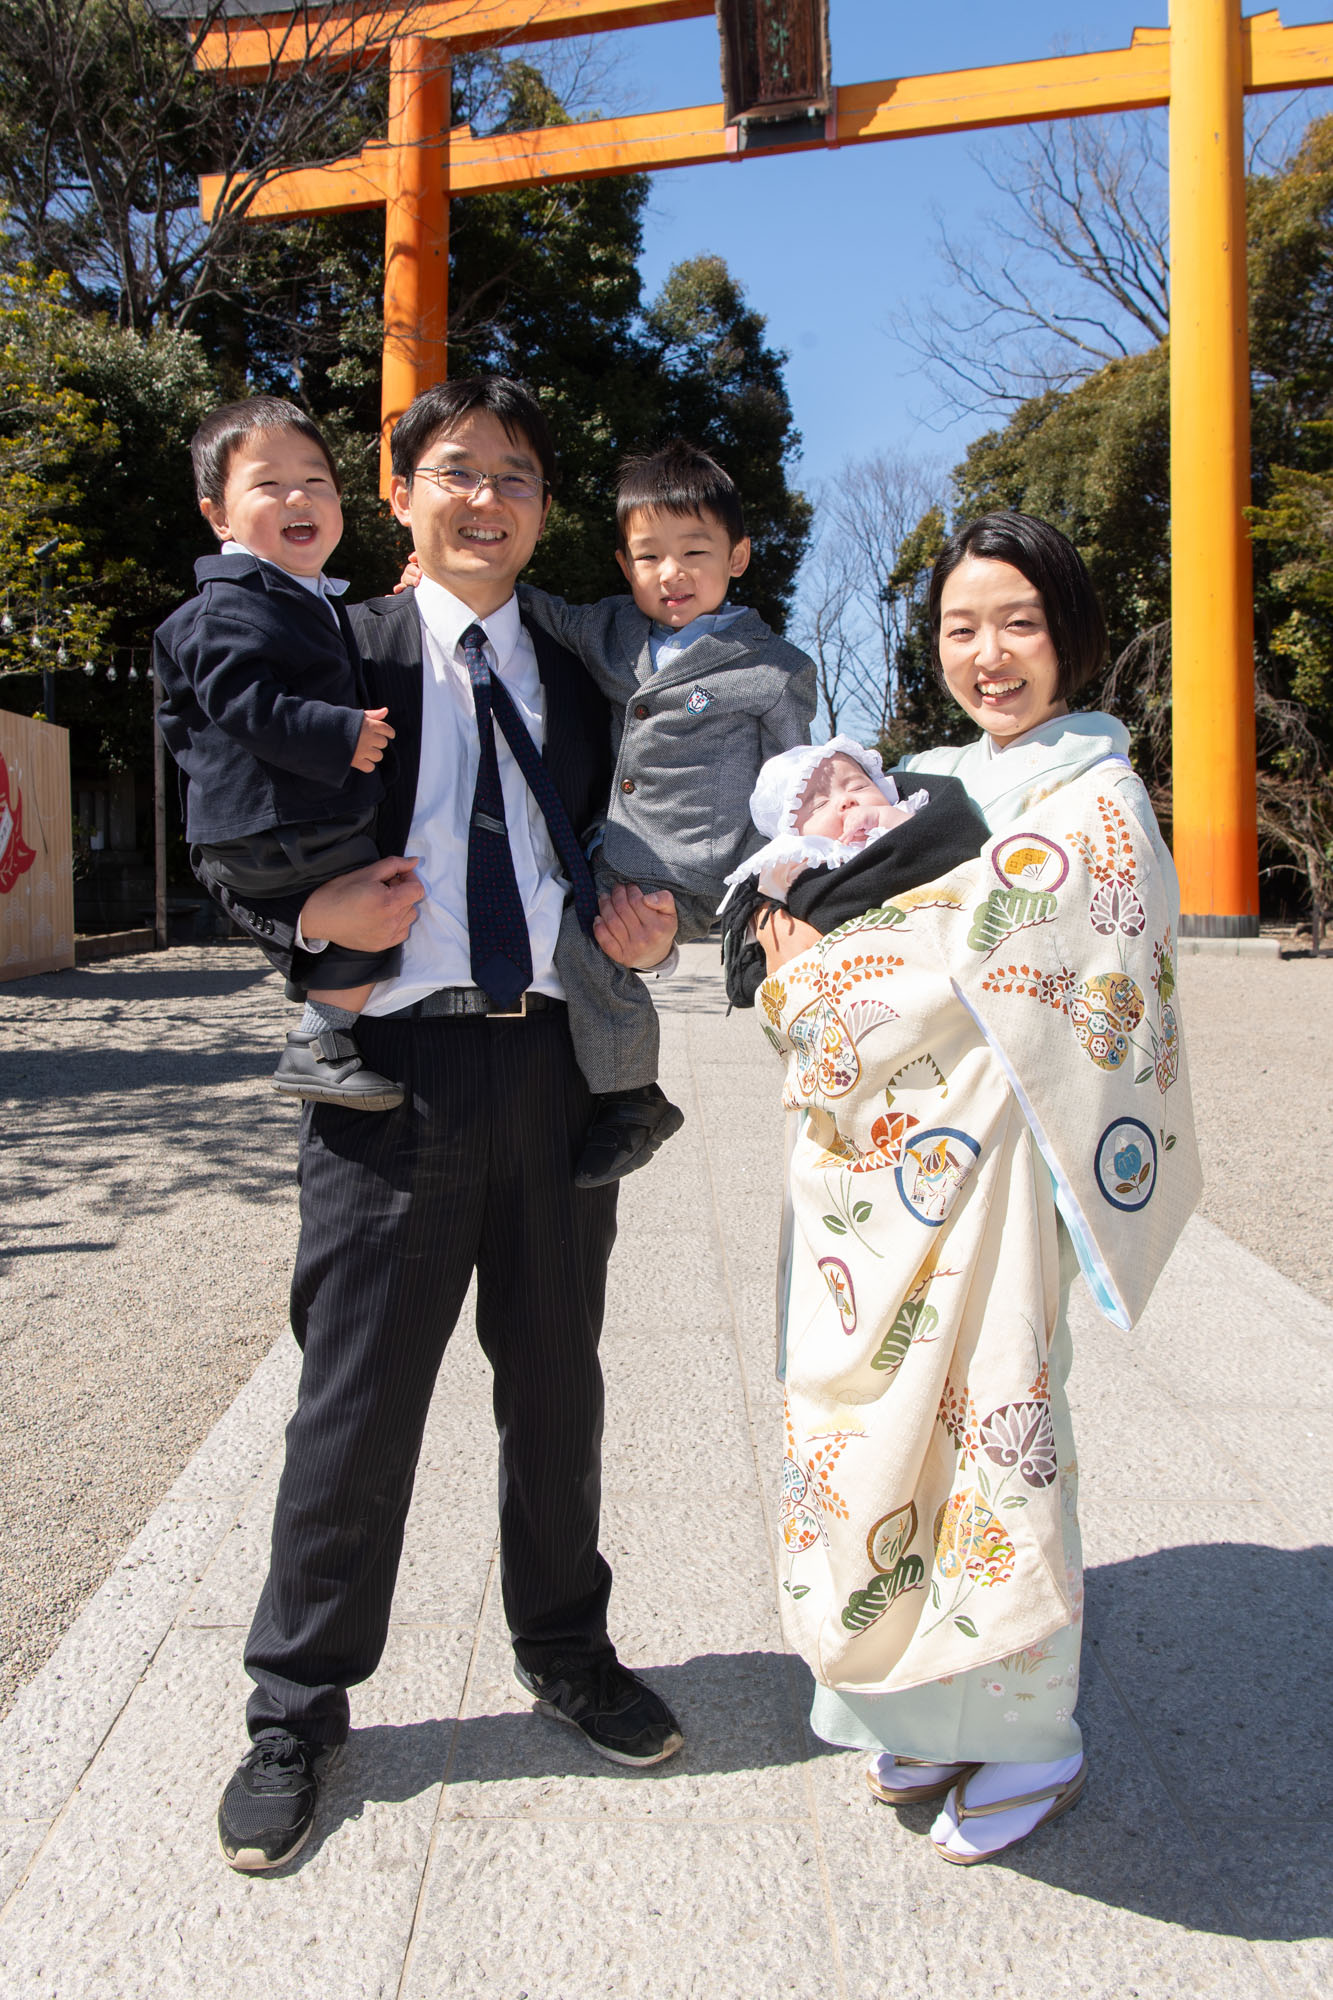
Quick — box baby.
[719,738,991,1001]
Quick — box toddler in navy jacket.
[153,398,402,1111]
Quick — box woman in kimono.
[758,513,1200,1864]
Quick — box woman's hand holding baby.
[758,904,821,974]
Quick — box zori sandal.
[931,1760,1087,1864]
[865,1754,980,1807]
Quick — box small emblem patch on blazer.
[685,684,712,715]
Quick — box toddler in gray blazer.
[518,440,816,1187]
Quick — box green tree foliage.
[0,268,114,681]
[889,112,1333,927]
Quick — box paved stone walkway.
[1,945,1329,1998]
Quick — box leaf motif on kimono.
[840,996,899,1046]
[822,1214,847,1235]
[1089,877,1147,937]
[852,1201,872,1223]
[1134,1066,1152,1084]
[966,886,1058,954]
[870,1299,938,1376]
[788,995,861,1099]
[979,1401,1058,1488]
[954,1616,980,1639]
[867,1501,919,1574]
[839,1554,926,1632]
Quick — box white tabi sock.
[930,1754,1085,1860]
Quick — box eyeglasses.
[414,465,547,502]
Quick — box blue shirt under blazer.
[153,551,383,845]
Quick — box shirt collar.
[651,602,746,648]
[415,573,523,671]
[217,540,349,598]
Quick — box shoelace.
[246,1733,312,1788]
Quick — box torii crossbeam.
[188,1,1333,938]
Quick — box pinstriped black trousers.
[243,1005,619,1746]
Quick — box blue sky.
[546,1,1333,492]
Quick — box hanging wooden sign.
[716,0,831,125]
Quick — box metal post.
[380,37,450,494]
[34,537,58,723]
[1168,0,1259,935]
[152,667,168,950]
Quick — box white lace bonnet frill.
[716,735,926,912]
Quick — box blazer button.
[633,703,649,719]
[621,778,636,794]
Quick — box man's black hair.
[614,440,746,552]
[190,397,341,506]
[928,510,1109,701]
[389,377,557,489]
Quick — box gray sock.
[300,999,359,1038]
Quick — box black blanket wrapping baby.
[720,772,989,1008]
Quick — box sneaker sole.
[219,1818,315,1873]
[515,1668,684,1767]
[270,1080,404,1112]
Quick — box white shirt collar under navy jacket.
[217,539,349,624]
[360,576,568,1014]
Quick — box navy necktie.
[461,622,599,1010]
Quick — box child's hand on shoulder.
[352,706,394,772]
[393,551,422,593]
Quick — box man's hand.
[392,551,423,595]
[352,707,395,772]
[593,882,678,970]
[301,855,424,953]
[758,905,821,974]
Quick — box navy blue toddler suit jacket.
[153,552,382,845]
[195,591,615,994]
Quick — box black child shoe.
[573,1083,684,1188]
[514,1657,684,1767]
[217,1729,342,1872]
[272,1029,404,1112]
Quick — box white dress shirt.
[362,578,568,1014]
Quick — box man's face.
[200,428,343,579]
[614,507,750,630]
[390,409,551,614]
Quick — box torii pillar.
[1169,0,1259,936]
[380,36,450,491]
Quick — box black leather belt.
[388,988,564,1020]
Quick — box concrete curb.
[1178,935,1285,959]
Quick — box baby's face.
[793,754,904,845]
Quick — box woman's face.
[937,556,1068,746]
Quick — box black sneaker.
[272,1029,404,1112]
[514,1656,684,1767]
[217,1729,341,1872]
[573,1084,684,1188]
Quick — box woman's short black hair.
[389,376,557,490]
[614,440,746,552]
[928,511,1108,701]
[190,397,340,506]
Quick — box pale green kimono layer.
[767,714,1200,1764]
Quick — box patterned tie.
[460,622,599,1009]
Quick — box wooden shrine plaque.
[717,0,831,124]
[0,709,75,980]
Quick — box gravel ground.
[1,939,1330,1722]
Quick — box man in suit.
[216,377,684,1873]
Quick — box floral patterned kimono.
[764,715,1201,1765]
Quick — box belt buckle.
[488,993,528,1019]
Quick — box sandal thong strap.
[955,1765,1085,1821]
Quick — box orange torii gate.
[190,0,1333,938]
